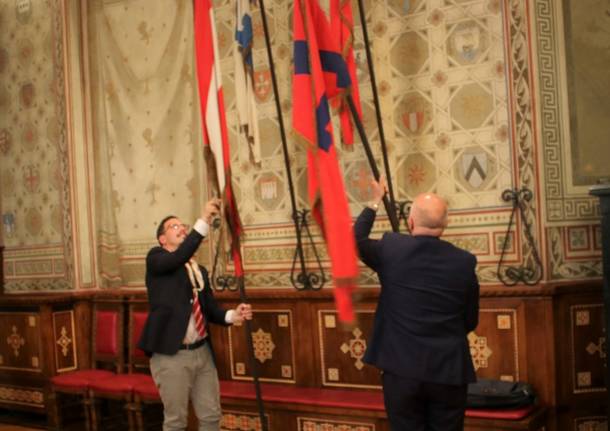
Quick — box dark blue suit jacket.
[355,208,479,385]
[138,229,228,356]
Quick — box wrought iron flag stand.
[259,0,326,292]
[496,187,543,286]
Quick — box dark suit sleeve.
[146,230,204,275]
[354,207,382,272]
[465,255,480,332]
[200,266,230,326]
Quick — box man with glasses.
[138,197,252,431]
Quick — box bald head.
[408,193,448,236]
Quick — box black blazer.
[138,229,229,356]
[355,208,479,385]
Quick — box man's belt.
[179,337,207,350]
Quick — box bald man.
[355,178,479,431]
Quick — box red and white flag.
[194,0,244,276]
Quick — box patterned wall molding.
[548,226,602,280]
[221,410,266,431]
[534,0,600,222]
[530,0,602,281]
[504,0,545,284]
[53,0,74,287]
[297,416,375,431]
[0,384,44,408]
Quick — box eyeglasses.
[164,223,190,233]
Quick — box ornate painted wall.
[0,0,74,291]
[534,0,603,280]
[0,0,603,292]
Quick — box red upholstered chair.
[128,308,165,431]
[49,302,125,431]
[89,304,153,431]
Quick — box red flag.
[292,0,359,323]
[193,0,244,276]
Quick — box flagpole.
[346,94,399,232]
[235,274,268,431]
[354,0,398,227]
[258,0,314,289]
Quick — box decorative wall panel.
[318,310,380,389]
[228,309,296,383]
[570,304,606,394]
[0,312,41,372]
[546,225,602,279]
[52,310,77,372]
[469,308,519,381]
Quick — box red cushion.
[131,311,149,359]
[465,405,535,420]
[51,369,116,391]
[96,310,119,356]
[90,373,151,395]
[133,376,160,401]
[219,381,385,411]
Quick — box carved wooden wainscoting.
[0,292,93,415]
[553,286,608,429]
[0,281,603,431]
[209,283,603,431]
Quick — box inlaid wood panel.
[573,416,607,431]
[52,310,77,372]
[228,309,296,383]
[470,308,520,382]
[317,309,380,389]
[0,312,42,372]
[221,409,266,431]
[0,383,44,408]
[297,416,376,431]
[569,303,606,394]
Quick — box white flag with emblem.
[234,0,261,165]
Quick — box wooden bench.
[219,380,547,431]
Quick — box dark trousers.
[382,372,467,431]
